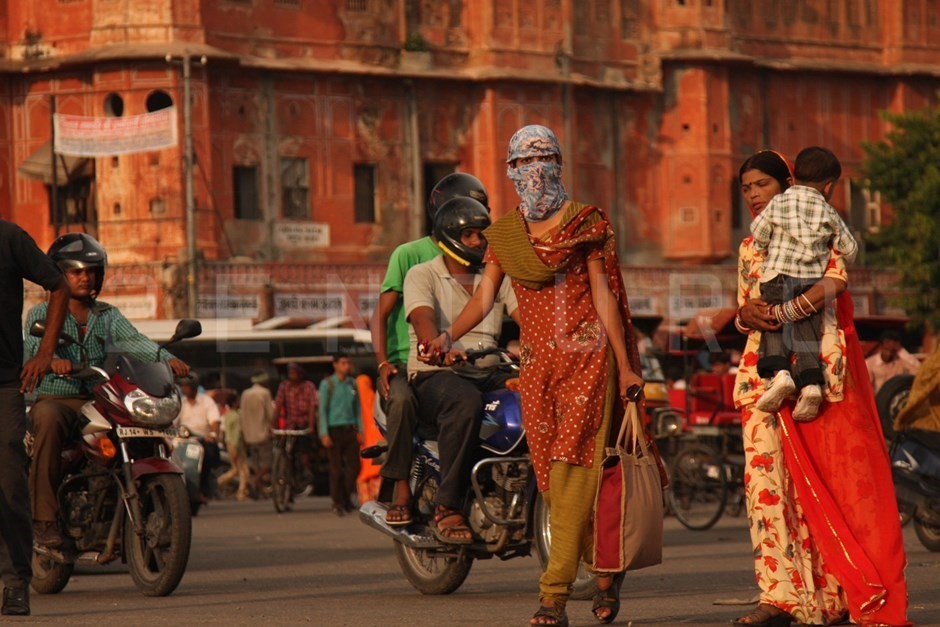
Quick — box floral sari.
[735,237,909,626]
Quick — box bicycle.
[666,372,746,530]
[270,428,314,513]
[667,426,745,530]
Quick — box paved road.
[22,496,940,626]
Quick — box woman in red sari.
[424,125,644,627]
[733,150,909,626]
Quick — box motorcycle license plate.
[116,426,178,439]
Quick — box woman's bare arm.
[587,258,643,398]
[421,262,506,358]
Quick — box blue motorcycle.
[359,348,595,597]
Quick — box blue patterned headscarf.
[506,125,568,222]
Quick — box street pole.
[182,54,197,319]
[50,95,59,236]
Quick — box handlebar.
[463,347,504,362]
[270,429,311,437]
[55,364,107,382]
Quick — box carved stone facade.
[3,1,938,322]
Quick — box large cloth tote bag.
[592,401,664,572]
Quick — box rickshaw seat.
[688,373,740,426]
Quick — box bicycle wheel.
[668,443,728,530]
[271,448,293,513]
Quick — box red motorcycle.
[29,319,201,597]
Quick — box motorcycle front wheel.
[271,448,293,513]
[125,474,192,596]
[914,518,940,552]
[532,491,597,601]
[31,550,73,595]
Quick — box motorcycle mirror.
[166,319,202,344]
[28,320,78,346]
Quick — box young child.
[750,146,858,421]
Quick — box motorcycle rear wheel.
[125,474,192,596]
[31,551,73,595]
[532,491,597,601]
[394,541,473,595]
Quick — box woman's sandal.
[430,507,473,545]
[385,504,412,527]
[530,601,569,627]
[592,571,626,624]
[732,603,793,627]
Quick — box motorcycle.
[358,348,595,598]
[29,318,202,597]
[169,433,205,516]
[877,369,940,552]
[890,430,940,551]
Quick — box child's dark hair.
[332,352,348,362]
[794,146,841,183]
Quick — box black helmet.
[427,172,489,222]
[47,233,108,296]
[433,197,491,268]
[178,372,200,388]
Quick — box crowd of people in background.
[186,356,378,515]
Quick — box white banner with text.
[53,108,178,156]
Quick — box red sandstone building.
[2,1,938,325]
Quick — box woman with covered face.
[733,150,909,627]
[423,124,644,626]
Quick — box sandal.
[732,603,793,627]
[385,504,412,527]
[592,571,625,624]
[531,601,569,627]
[430,506,473,545]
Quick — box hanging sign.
[53,107,179,156]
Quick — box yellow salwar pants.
[538,365,615,603]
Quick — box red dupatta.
[777,294,910,626]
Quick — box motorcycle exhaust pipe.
[357,501,442,550]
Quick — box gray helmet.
[47,233,108,295]
[432,197,491,268]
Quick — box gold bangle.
[377,361,391,371]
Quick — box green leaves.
[861,101,940,330]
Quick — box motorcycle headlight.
[654,410,684,439]
[124,389,181,427]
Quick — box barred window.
[281,158,309,219]
[346,0,367,10]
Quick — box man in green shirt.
[318,353,362,515]
[369,173,488,526]
[25,234,189,548]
